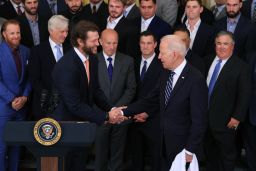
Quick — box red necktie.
[84,60,90,83]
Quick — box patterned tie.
[84,59,90,83]
[107,57,113,82]
[213,7,218,18]
[49,0,56,15]
[55,45,63,61]
[123,9,128,17]
[12,49,22,77]
[92,5,96,14]
[140,60,147,81]
[164,71,175,106]
[16,5,22,15]
[208,59,222,97]
[252,2,256,22]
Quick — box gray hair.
[215,30,235,44]
[161,35,187,58]
[48,15,69,32]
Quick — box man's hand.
[11,96,28,111]
[227,117,240,130]
[108,106,127,124]
[133,112,148,122]
[185,153,193,163]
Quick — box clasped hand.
[108,106,128,124]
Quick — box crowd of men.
[0,0,256,171]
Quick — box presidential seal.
[33,118,62,146]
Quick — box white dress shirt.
[207,56,229,86]
[49,37,63,62]
[172,59,187,89]
[185,19,201,49]
[124,3,136,17]
[140,53,155,73]
[107,15,123,29]
[90,0,103,12]
[74,47,89,66]
[103,51,116,67]
[141,15,155,32]
[10,0,24,13]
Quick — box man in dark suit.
[174,26,205,75]
[118,35,208,171]
[123,0,140,20]
[83,0,109,31]
[204,31,251,171]
[29,15,69,120]
[16,0,48,48]
[128,30,162,171]
[0,19,31,171]
[241,0,256,21]
[0,0,24,19]
[244,51,256,171]
[183,0,215,58]
[211,0,227,21]
[133,0,173,48]
[38,0,68,20]
[95,29,136,171]
[105,0,139,58]
[214,0,255,60]
[52,20,123,171]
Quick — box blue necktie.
[55,45,63,61]
[164,71,175,106]
[107,57,113,82]
[140,60,147,81]
[208,59,222,97]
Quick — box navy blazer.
[0,41,31,115]
[52,49,111,124]
[214,15,255,60]
[0,0,19,19]
[125,62,208,162]
[38,0,68,20]
[241,0,253,20]
[16,14,49,48]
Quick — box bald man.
[95,29,136,171]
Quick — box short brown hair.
[70,20,99,47]
[1,19,20,40]
[185,0,202,6]
[139,0,156,4]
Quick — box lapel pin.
[182,76,185,79]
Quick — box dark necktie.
[140,60,147,81]
[92,5,96,14]
[16,5,22,15]
[107,57,113,82]
[12,49,22,77]
[213,7,218,18]
[164,71,175,106]
[208,59,222,97]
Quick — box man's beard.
[83,46,97,56]
[227,11,240,18]
[25,7,38,15]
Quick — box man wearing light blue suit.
[0,20,31,171]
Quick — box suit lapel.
[98,52,111,88]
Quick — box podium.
[3,121,96,171]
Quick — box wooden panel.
[41,157,58,171]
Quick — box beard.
[24,7,38,15]
[227,10,240,18]
[83,46,97,56]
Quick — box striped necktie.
[164,71,175,106]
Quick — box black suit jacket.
[16,14,49,48]
[125,63,208,162]
[52,49,111,124]
[185,49,205,76]
[38,0,68,20]
[126,4,140,21]
[83,2,109,31]
[214,15,255,60]
[0,1,19,19]
[188,22,215,58]
[29,40,70,119]
[241,0,253,20]
[206,55,251,131]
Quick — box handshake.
[107,106,149,124]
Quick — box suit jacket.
[29,40,70,119]
[211,5,226,21]
[156,0,178,26]
[16,14,49,48]
[0,41,31,115]
[38,0,68,20]
[52,48,111,124]
[83,2,109,32]
[125,4,140,21]
[241,0,253,20]
[104,16,140,58]
[125,62,208,162]
[0,0,19,19]
[206,55,251,131]
[214,15,255,60]
[133,55,162,137]
[185,49,205,76]
[97,52,136,107]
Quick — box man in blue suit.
[121,35,208,171]
[0,20,31,171]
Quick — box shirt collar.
[90,0,103,11]
[49,37,62,50]
[142,52,155,62]
[10,0,23,8]
[141,15,155,25]
[108,14,124,25]
[103,51,115,60]
[74,47,88,63]
[125,3,136,13]
[185,18,201,30]
[227,13,241,24]
[172,59,187,76]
